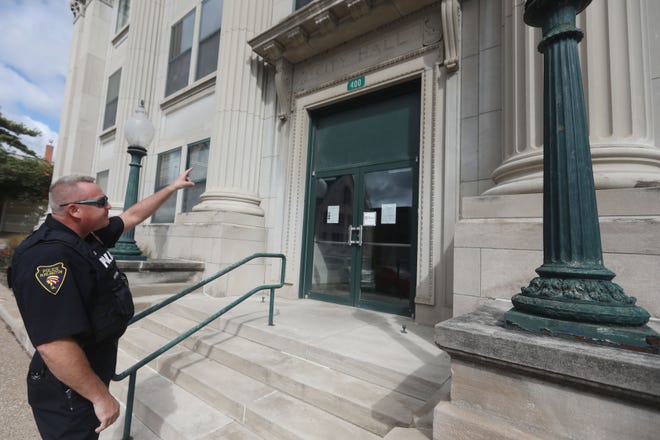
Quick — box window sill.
[161,74,216,114]
[112,24,129,47]
[99,126,117,142]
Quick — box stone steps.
[117,327,381,439]
[107,294,450,439]
[137,310,425,435]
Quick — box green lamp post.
[504,0,658,352]
[111,100,154,261]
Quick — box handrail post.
[269,287,275,326]
[122,371,137,440]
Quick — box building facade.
[57,0,660,325]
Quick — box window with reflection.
[166,10,195,96]
[196,0,223,80]
[152,148,182,223]
[103,69,121,130]
[182,140,209,212]
[295,0,315,10]
[115,0,130,33]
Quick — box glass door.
[358,166,415,315]
[306,165,415,316]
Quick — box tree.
[0,112,41,157]
[0,112,52,216]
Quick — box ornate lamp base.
[504,308,660,354]
[111,237,147,261]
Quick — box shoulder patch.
[35,263,68,295]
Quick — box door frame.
[299,81,421,316]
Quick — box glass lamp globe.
[124,100,155,148]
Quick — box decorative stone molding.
[347,0,371,21]
[315,11,338,34]
[275,59,294,121]
[285,27,309,48]
[441,0,460,72]
[70,0,87,18]
[263,41,284,61]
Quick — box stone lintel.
[435,301,660,407]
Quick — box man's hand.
[120,168,196,232]
[170,168,196,191]
[37,338,121,433]
[93,392,120,433]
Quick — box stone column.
[488,0,660,195]
[54,0,113,178]
[194,0,273,216]
[111,0,164,202]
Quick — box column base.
[193,190,264,216]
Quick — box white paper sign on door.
[363,211,377,226]
[381,203,396,224]
[327,205,339,224]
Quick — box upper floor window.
[103,69,121,130]
[166,9,195,97]
[196,0,223,80]
[166,0,224,97]
[115,0,130,32]
[295,0,315,10]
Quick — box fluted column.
[488,0,660,195]
[194,0,273,216]
[111,0,164,201]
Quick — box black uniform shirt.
[12,215,124,383]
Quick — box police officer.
[9,169,194,439]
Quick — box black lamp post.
[112,100,154,261]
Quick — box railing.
[112,253,286,440]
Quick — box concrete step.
[108,350,240,440]
[118,328,381,440]
[138,310,426,436]
[166,294,451,402]
[130,283,195,298]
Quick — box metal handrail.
[112,253,286,440]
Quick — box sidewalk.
[0,281,39,438]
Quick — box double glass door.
[306,164,415,316]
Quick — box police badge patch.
[35,263,67,295]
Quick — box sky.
[0,0,73,157]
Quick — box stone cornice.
[249,0,439,64]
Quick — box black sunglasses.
[59,195,109,208]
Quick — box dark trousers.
[27,369,99,440]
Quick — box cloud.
[0,0,72,135]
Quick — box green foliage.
[0,112,41,157]
[0,149,53,202]
[0,112,51,204]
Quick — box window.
[103,69,121,130]
[96,170,109,193]
[183,140,209,212]
[166,10,195,96]
[295,0,315,10]
[152,148,182,223]
[166,1,223,96]
[196,0,223,80]
[115,0,130,33]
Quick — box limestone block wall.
[452,188,660,319]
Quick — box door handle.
[347,225,363,246]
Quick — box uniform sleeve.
[93,216,125,248]
[13,243,95,347]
